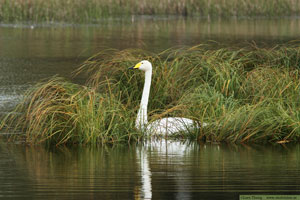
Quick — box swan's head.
[130,60,152,72]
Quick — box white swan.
[130,60,207,136]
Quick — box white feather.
[148,117,203,135]
[133,60,207,136]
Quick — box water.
[1,17,300,199]
[0,141,299,199]
[1,17,300,113]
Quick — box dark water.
[0,141,299,199]
[1,17,300,199]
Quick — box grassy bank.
[2,44,300,145]
[0,0,300,23]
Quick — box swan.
[130,60,207,136]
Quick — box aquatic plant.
[1,77,139,145]
[0,0,299,23]
[2,44,300,145]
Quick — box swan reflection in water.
[136,140,210,200]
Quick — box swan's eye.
[141,62,143,64]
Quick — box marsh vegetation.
[2,44,300,145]
[0,0,300,23]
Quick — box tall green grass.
[0,0,300,23]
[2,44,300,145]
[1,77,139,145]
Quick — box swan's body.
[131,60,206,135]
[146,117,198,135]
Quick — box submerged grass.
[2,44,300,145]
[0,0,300,23]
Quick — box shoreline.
[1,15,300,27]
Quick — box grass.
[1,77,139,145]
[2,44,300,145]
[0,0,300,23]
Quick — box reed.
[0,0,299,23]
[2,44,300,145]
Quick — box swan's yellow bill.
[134,62,141,69]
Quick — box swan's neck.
[136,69,152,129]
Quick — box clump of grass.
[0,0,300,23]
[2,44,300,145]
[1,77,139,145]
[178,45,300,143]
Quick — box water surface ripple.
[0,141,299,199]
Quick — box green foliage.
[1,77,138,145]
[0,0,300,23]
[2,44,300,145]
